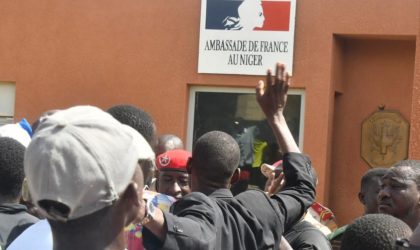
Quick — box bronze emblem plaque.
[361,110,409,168]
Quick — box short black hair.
[192,131,240,185]
[341,214,412,250]
[392,160,420,186]
[107,105,155,144]
[360,168,388,191]
[0,137,26,199]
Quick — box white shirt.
[7,219,52,250]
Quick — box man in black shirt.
[0,137,38,249]
[142,63,316,249]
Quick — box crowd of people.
[0,63,419,250]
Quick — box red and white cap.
[156,149,191,172]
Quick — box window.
[187,86,305,190]
[0,82,16,125]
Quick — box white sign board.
[198,0,296,75]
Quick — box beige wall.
[0,0,419,225]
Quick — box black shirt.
[0,203,39,248]
[144,152,316,250]
[284,220,332,250]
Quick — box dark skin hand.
[256,63,299,153]
[265,171,286,196]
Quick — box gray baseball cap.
[24,105,154,221]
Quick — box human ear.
[358,192,365,205]
[120,182,141,226]
[230,168,241,185]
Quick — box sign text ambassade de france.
[198,0,296,75]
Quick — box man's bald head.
[156,134,184,155]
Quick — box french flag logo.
[205,0,291,31]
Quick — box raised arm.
[257,63,316,231]
[256,63,299,153]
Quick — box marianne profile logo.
[199,0,296,75]
[205,0,291,31]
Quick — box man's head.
[358,167,388,214]
[341,213,412,250]
[107,104,157,187]
[156,134,184,155]
[378,160,420,229]
[107,104,157,148]
[156,149,191,199]
[0,137,25,203]
[24,106,154,247]
[190,131,240,192]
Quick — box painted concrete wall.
[330,38,416,224]
[0,0,419,225]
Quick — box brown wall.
[330,38,416,225]
[409,18,420,158]
[0,0,419,225]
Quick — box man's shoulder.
[235,189,268,201]
[235,189,281,216]
[0,203,39,224]
[7,220,52,250]
[18,211,39,224]
[172,192,217,210]
[182,191,212,202]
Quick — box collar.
[0,203,28,214]
[208,188,234,199]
